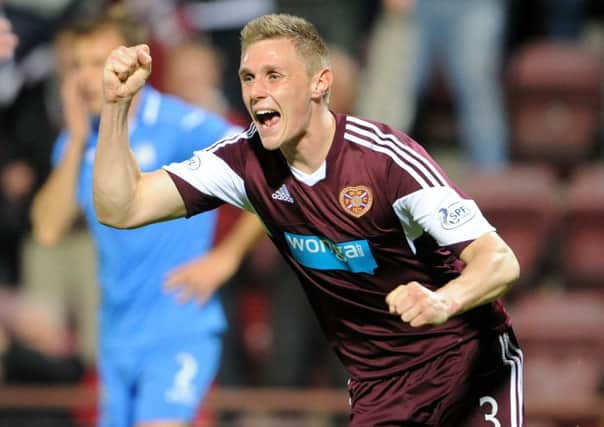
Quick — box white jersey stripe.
[346,123,444,188]
[504,334,524,427]
[344,132,431,189]
[499,333,522,427]
[498,334,517,427]
[346,117,448,187]
[347,116,448,187]
[206,123,256,153]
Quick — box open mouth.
[254,109,281,128]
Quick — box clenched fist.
[103,44,151,103]
[385,281,458,327]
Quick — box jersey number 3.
[479,396,501,427]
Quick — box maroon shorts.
[347,330,524,427]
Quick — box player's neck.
[282,107,335,174]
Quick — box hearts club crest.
[339,185,373,218]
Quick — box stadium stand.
[0,384,602,426]
[562,164,604,289]
[510,288,604,427]
[458,164,562,290]
[506,40,603,176]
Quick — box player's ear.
[311,67,333,101]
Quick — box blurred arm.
[382,0,416,16]
[165,211,266,304]
[31,72,95,246]
[30,139,83,246]
[216,211,266,266]
[0,17,18,60]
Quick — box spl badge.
[339,185,373,218]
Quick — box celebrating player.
[94,14,523,426]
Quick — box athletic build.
[94,13,524,426]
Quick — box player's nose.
[247,79,268,101]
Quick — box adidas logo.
[271,184,294,203]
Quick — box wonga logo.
[284,232,377,274]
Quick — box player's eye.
[240,73,254,83]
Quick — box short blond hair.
[240,14,330,76]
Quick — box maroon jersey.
[165,113,511,380]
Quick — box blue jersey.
[53,86,233,350]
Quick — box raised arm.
[93,44,185,228]
[31,73,89,246]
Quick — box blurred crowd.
[1,0,604,426]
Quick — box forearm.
[93,101,141,227]
[437,233,520,317]
[217,211,265,262]
[30,140,85,246]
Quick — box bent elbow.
[95,207,145,230]
[503,249,521,289]
[96,216,125,229]
[30,213,65,247]
[93,192,135,229]
[94,201,127,229]
[95,211,132,229]
[32,226,63,247]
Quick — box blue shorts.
[98,333,222,427]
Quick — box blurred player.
[30,7,257,427]
[0,16,17,61]
[94,13,524,426]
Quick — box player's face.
[72,28,124,115]
[239,38,315,150]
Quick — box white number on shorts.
[479,396,501,427]
[165,352,199,404]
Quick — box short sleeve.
[163,133,254,214]
[393,186,495,252]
